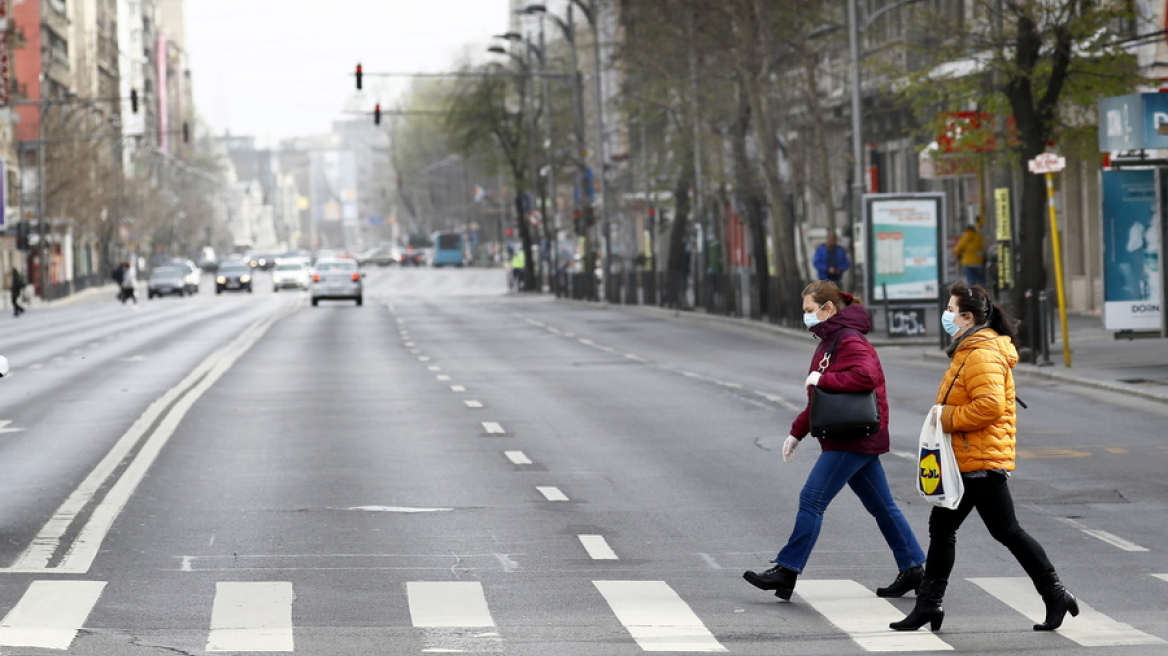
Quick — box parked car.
[215,262,253,294]
[311,258,363,306]
[272,262,311,292]
[147,266,188,299]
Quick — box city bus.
[429,231,468,267]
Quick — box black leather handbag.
[808,330,881,439]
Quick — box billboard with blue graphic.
[1101,169,1162,331]
[865,194,945,302]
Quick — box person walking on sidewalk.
[9,267,25,317]
[953,224,986,287]
[891,281,1078,633]
[743,280,926,601]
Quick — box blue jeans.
[963,265,986,287]
[775,451,926,573]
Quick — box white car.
[311,258,363,306]
[272,262,311,292]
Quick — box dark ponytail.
[949,281,1017,342]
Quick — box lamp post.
[847,0,926,294]
[523,3,594,299]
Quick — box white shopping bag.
[916,404,964,509]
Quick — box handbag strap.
[817,328,862,373]
[941,360,966,404]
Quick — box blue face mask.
[941,310,961,336]
[803,312,822,330]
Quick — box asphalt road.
[0,266,1165,656]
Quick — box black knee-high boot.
[1033,571,1079,631]
[889,578,946,631]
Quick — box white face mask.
[803,312,822,329]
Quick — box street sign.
[1028,152,1066,174]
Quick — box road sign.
[1028,152,1066,174]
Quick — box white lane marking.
[753,390,801,412]
[593,580,725,652]
[796,580,951,652]
[698,553,721,569]
[1052,517,1148,552]
[450,385,466,392]
[408,581,495,627]
[1,306,296,574]
[418,356,431,362]
[0,580,106,649]
[207,582,294,652]
[504,451,531,465]
[537,486,569,501]
[481,422,505,434]
[624,354,648,363]
[970,577,1163,647]
[181,556,194,572]
[436,375,451,381]
[404,341,415,347]
[464,400,483,408]
[0,420,25,434]
[578,534,618,560]
[428,366,441,372]
[347,506,454,513]
[524,319,546,328]
[410,349,422,355]
[1154,573,1168,583]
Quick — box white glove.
[804,371,822,388]
[782,435,800,462]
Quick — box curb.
[555,297,1168,406]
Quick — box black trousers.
[924,471,1054,584]
[10,291,22,315]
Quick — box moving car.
[147,266,188,299]
[215,262,253,294]
[172,259,201,294]
[311,258,362,306]
[272,262,311,291]
[357,245,400,267]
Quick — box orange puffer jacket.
[935,329,1019,473]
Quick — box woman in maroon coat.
[744,281,926,601]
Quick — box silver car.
[310,259,363,306]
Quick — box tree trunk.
[731,78,770,317]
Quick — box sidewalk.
[588,300,1168,406]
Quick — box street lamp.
[847,0,926,293]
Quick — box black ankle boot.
[743,565,798,600]
[877,564,924,598]
[890,578,946,631]
[1033,571,1079,631]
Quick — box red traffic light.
[356,63,363,90]
[374,103,381,125]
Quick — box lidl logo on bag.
[919,449,944,495]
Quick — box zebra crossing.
[0,575,1163,652]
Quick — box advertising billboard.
[864,194,945,302]
[1101,169,1162,331]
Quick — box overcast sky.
[185,0,516,147]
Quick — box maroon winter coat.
[789,302,890,455]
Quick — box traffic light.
[182,122,190,143]
[356,63,363,90]
[374,103,381,125]
[130,89,139,113]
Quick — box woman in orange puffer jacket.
[891,282,1078,633]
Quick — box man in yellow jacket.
[953,224,985,287]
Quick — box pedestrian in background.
[510,247,525,291]
[119,262,138,304]
[743,280,926,602]
[813,231,850,283]
[953,224,986,287]
[891,282,1077,633]
[9,267,25,317]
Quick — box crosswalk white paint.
[537,486,569,501]
[436,375,451,381]
[482,421,506,434]
[207,582,294,652]
[450,385,467,392]
[0,580,106,650]
[578,534,619,560]
[796,580,951,652]
[407,581,495,627]
[593,580,725,652]
[970,577,1163,647]
[504,450,532,465]
[464,400,484,408]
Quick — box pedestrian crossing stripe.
[0,580,106,650]
[970,577,1164,647]
[796,580,952,652]
[0,576,1164,652]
